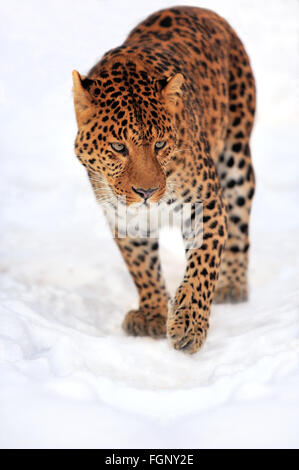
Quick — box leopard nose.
[132,186,159,200]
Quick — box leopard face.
[73,60,184,207]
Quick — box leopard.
[72,6,256,354]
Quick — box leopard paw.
[167,307,208,354]
[122,308,167,338]
[122,309,147,336]
[213,284,248,304]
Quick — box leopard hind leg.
[214,38,256,303]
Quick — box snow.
[0,0,299,449]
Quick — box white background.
[0,0,298,449]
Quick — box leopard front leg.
[115,237,170,338]
[167,197,227,353]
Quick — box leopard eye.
[155,141,166,150]
[110,142,127,153]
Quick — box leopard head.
[72,59,184,207]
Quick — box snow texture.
[0,0,299,449]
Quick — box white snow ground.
[0,0,299,449]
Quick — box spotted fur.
[72,6,256,354]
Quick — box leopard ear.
[72,70,96,127]
[161,73,184,111]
